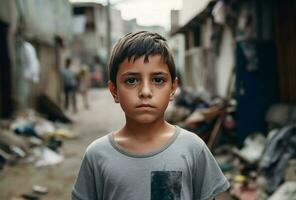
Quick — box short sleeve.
[193,144,230,200]
[71,153,99,200]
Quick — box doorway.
[0,20,13,118]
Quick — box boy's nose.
[139,81,152,98]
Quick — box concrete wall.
[94,5,108,60]
[179,0,211,27]
[1,0,72,111]
[71,3,116,63]
[184,47,206,92]
[168,34,185,84]
[200,18,235,97]
[111,8,124,48]
[178,10,235,97]
[0,0,18,29]
[18,0,72,45]
[38,44,59,101]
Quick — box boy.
[72,31,230,200]
[61,58,77,112]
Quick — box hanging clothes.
[20,41,40,83]
[212,0,226,25]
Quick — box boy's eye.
[152,77,165,84]
[124,77,138,85]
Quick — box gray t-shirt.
[72,127,230,200]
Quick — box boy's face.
[108,55,178,125]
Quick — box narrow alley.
[1,0,296,199]
[0,89,125,200]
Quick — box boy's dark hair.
[108,31,176,86]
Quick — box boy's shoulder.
[178,127,205,145]
[84,133,112,158]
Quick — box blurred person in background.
[78,65,90,109]
[61,58,78,113]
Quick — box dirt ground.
[0,89,125,200]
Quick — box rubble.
[35,94,72,123]
[19,185,48,200]
[33,147,64,167]
[232,133,266,164]
[166,87,296,200]
[0,110,75,172]
[268,182,296,200]
[32,185,48,195]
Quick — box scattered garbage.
[11,118,39,138]
[166,87,296,199]
[232,133,266,164]
[0,149,9,170]
[0,129,30,153]
[33,147,64,168]
[21,185,48,200]
[284,159,296,182]
[35,94,72,123]
[50,128,75,139]
[265,104,296,128]
[45,137,63,152]
[34,120,55,138]
[32,185,48,195]
[21,193,40,200]
[259,124,296,194]
[230,182,256,200]
[268,182,296,200]
[0,110,73,171]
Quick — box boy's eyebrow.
[152,72,169,76]
[120,72,140,76]
[120,71,170,76]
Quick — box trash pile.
[166,87,237,147]
[166,88,296,200]
[0,110,75,171]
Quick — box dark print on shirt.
[151,171,182,200]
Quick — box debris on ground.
[166,87,296,200]
[0,110,75,171]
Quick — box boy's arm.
[194,144,230,200]
[72,154,99,200]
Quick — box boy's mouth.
[136,104,155,108]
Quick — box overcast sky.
[69,0,183,29]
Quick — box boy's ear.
[108,81,119,103]
[170,78,178,101]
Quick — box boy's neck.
[122,118,174,140]
[113,118,176,154]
